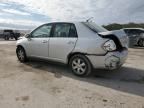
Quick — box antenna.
[86,17,94,22]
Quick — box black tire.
[69,54,92,77]
[15,37,18,40]
[16,47,27,62]
[7,37,9,40]
[14,35,18,40]
[4,36,8,40]
[4,36,6,40]
[138,39,144,47]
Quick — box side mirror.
[25,34,32,41]
[25,34,30,38]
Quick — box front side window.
[53,23,71,38]
[31,24,52,38]
[124,29,130,34]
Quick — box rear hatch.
[82,21,129,49]
[99,30,129,48]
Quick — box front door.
[49,23,78,63]
[27,24,52,58]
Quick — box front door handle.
[67,41,75,45]
[42,40,48,43]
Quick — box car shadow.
[25,60,144,97]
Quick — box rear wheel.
[138,39,144,47]
[4,35,9,40]
[69,54,92,77]
[16,47,27,62]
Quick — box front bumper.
[86,48,128,70]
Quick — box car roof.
[43,21,81,24]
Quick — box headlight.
[103,40,116,51]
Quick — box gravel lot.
[0,40,144,108]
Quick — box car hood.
[98,30,129,48]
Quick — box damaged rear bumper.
[86,48,128,70]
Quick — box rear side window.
[53,24,70,38]
[53,23,77,38]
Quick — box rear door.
[49,23,78,63]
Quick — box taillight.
[103,40,116,51]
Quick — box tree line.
[103,22,144,31]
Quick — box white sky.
[0,0,144,29]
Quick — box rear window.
[82,22,108,33]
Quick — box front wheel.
[16,47,27,62]
[69,54,92,77]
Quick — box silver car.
[16,21,128,76]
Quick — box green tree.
[103,23,144,31]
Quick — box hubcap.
[18,49,24,61]
[72,58,86,75]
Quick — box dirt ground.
[0,40,144,108]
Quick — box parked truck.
[0,30,21,40]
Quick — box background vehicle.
[16,21,128,76]
[123,28,144,47]
[0,30,21,40]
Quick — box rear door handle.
[67,41,75,45]
[42,40,48,43]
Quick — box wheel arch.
[16,45,27,54]
[67,52,93,67]
[67,52,84,64]
[16,45,25,50]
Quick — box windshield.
[82,21,108,33]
